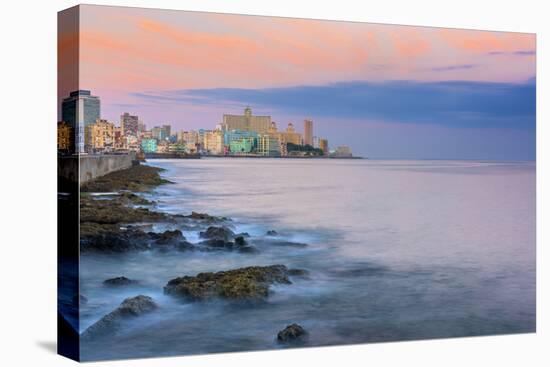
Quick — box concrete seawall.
[58,153,136,184]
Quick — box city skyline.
[59,88,339,157]
[59,5,536,159]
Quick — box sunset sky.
[60,5,536,159]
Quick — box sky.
[59,5,536,159]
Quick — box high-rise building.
[223,107,272,134]
[120,112,139,137]
[162,124,171,138]
[303,119,313,146]
[151,125,171,141]
[61,90,100,153]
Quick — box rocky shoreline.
[80,163,309,343]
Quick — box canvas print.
[57,5,536,362]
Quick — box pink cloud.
[438,28,535,53]
[72,5,536,119]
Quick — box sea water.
[79,159,535,360]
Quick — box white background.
[0,0,547,365]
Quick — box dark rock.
[103,276,138,286]
[81,226,195,253]
[81,295,157,340]
[164,265,297,301]
[80,193,167,230]
[79,191,168,251]
[234,236,258,253]
[80,226,151,253]
[277,324,308,343]
[148,229,185,245]
[234,236,248,247]
[199,236,256,253]
[266,230,278,236]
[199,226,235,241]
[117,295,157,314]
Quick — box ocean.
[79,158,536,360]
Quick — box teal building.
[229,137,255,154]
[224,129,258,154]
[141,138,157,153]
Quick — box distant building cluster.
[58,90,353,158]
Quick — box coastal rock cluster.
[80,164,171,192]
[164,265,299,301]
[80,164,311,343]
[197,226,257,252]
[81,295,157,340]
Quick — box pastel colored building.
[57,121,73,153]
[257,134,281,156]
[204,130,224,155]
[168,142,186,153]
[224,129,258,146]
[278,123,302,146]
[223,107,272,134]
[85,119,115,151]
[229,137,256,154]
[140,138,157,153]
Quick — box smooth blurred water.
[80,158,535,361]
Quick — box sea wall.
[58,153,136,184]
